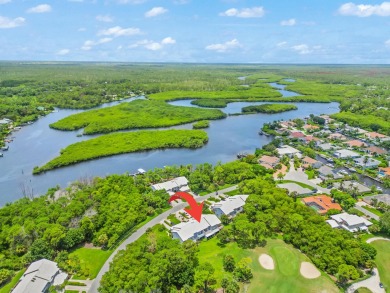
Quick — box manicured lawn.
[167,214,180,225]
[69,247,112,280]
[225,189,240,196]
[369,240,390,290]
[0,269,25,293]
[354,287,372,293]
[279,180,316,191]
[197,237,340,293]
[362,206,383,217]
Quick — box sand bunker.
[300,262,321,279]
[259,254,275,270]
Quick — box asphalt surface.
[88,185,238,293]
[347,268,385,293]
[355,202,380,221]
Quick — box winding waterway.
[0,85,340,205]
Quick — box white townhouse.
[326,212,372,232]
[151,176,190,195]
[211,195,249,219]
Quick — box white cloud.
[161,37,176,44]
[96,15,113,22]
[0,0,11,4]
[145,7,168,18]
[205,39,241,52]
[338,2,390,17]
[98,26,141,37]
[27,4,52,14]
[280,18,296,26]
[129,37,176,50]
[385,39,390,48]
[81,38,113,50]
[219,7,265,18]
[0,16,25,28]
[57,49,70,55]
[277,41,288,48]
[291,44,322,55]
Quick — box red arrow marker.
[169,191,204,223]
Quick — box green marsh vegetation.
[190,99,229,108]
[34,130,208,173]
[50,100,226,134]
[241,103,297,114]
[192,120,210,129]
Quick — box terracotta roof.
[290,132,305,138]
[365,146,387,155]
[379,167,390,176]
[304,124,319,130]
[345,140,366,147]
[259,155,280,165]
[260,163,273,170]
[329,133,347,140]
[302,195,342,215]
[366,132,387,139]
[303,156,318,164]
[304,135,320,142]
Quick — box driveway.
[347,268,385,293]
[88,185,238,293]
[355,202,380,221]
[284,163,331,194]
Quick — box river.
[0,85,340,205]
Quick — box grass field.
[69,247,112,280]
[369,240,390,290]
[50,99,226,134]
[0,269,25,293]
[354,288,373,293]
[34,129,208,173]
[197,237,340,293]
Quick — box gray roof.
[277,183,313,195]
[12,259,59,293]
[318,143,334,151]
[277,145,301,156]
[334,149,360,158]
[354,157,381,167]
[211,195,249,215]
[363,194,390,205]
[333,181,371,193]
[331,212,372,227]
[151,176,189,192]
[318,165,342,178]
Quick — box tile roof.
[366,132,387,139]
[345,140,366,147]
[365,146,387,155]
[302,195,342,214]
[259,155,280,165]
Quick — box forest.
[34,130,208,173]
[241,103,297,114]
[49,100,225,134]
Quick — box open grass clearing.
[369,240,390,290]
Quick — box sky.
[0,0,390,63]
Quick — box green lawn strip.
[354,287,373,293]
[0,269,25,293]
[34,130,208,173]
[50,100,226,134]
[225,189,241,196]
[65,290,80,293]
[167,214,180,225]
[69,247,112,280]
[241,104,297,114]
[369,240,390,289]
[197,237,339,293]
[361,206,383,217]
[67,281,87,286]
[278,180,316,191]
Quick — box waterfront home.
[258,155,280,169]
[276,145,301,158]
[302,195,342,215]
[333,181,371,194]
[327,212,372,232]
[151,176,190,195]
[333,149,360,159]
[302,156,322,169]
[302,135,321,144]
[11,259,67,293]
[318,165,342,179]
[290,131,305,139]
[0,118,12,125]
[329,133,347,141]
[345,140,367,148]
[211,195,249,218]
[303,124,320,131]
[170,214,222,243]
[353,157,381,169]
[364,146,387,156]
[378,167,390,178]
[363,194,390,206]
[277,183,314,196]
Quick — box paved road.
[366,237,390,243]
[284,163,331,194]
[355,202,380,221]
[88,185,238,293]
[347,268,385,293]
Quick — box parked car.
[379,282,384,288]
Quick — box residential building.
[363,194,390,206]
[318,165,342,179]
[258,155,280,169]
[302,135,321,144]
[333,149,360,159]
[151,176,190,195]
[170,214,222,242]
[290,131,305,139]
[378,167,390,178]
[211,195,249,218]
[327,212,372,232]
[12,259,65,293]
[345,140,366,148]
[333,181,371,194]
[0,118,12,125]
[365,146,387,156]
[353,157,381,169]
[277,183,314,196]
[329,133,347,141]
[317,143,335,151]
[302,156,322,169]
[276,145,301,158]
[302,195,342,215]
[303,124,320,131]
[365,132,387,140]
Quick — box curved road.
[88,185,238,293]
